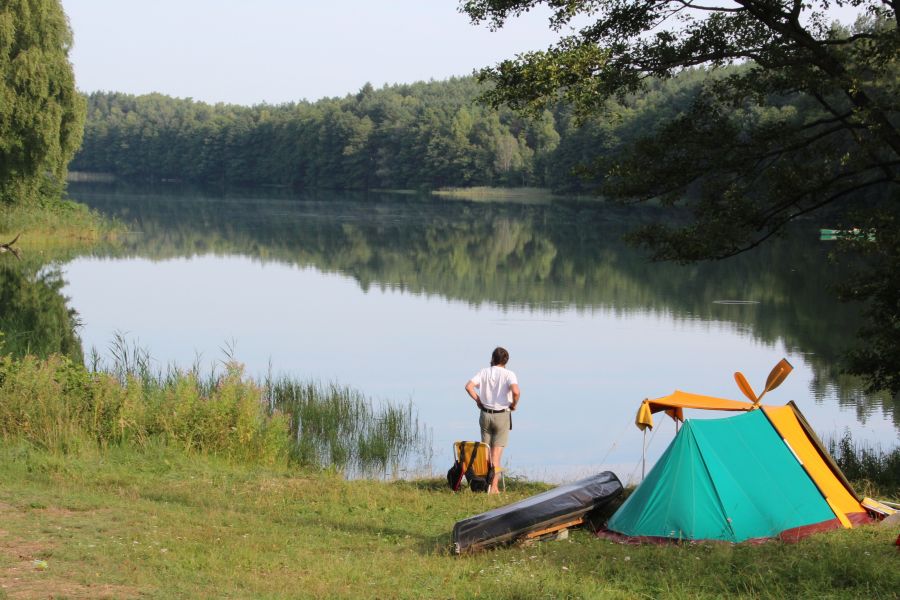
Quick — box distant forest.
[72,71,722,191]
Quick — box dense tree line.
[72,74,708,191]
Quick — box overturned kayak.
[452,472,623,553]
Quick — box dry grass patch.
[0,518,138,600]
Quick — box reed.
[825,429,900,497]
[0,339,431,476]
[266,376,432,477]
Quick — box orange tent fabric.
[763,404,866,525]
[635,391,755,431]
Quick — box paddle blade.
[734,371,758,403]
[757,358,793,401]
[765,358,793,391]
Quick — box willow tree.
[0,0,85,206]
[462,0,900,395]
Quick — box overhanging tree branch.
[720,176,895,258]
[673,0,744,12]
[463,0,900,393]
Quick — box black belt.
[480,407,508,414]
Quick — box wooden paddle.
[734,371,758,403]
[734,358,794,405]
[756,358,793,402]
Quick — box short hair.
[490,347,509,367]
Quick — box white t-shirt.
[469,366,518,410]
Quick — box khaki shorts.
[479,410,511,447]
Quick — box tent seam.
[689,423,738,542]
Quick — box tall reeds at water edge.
[266,378,431,478]
[825,430,900,497]
[0,340,431,476]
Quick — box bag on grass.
[467,465,494,493]
[447,461,464,491]
[447,442,493,492]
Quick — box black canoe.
[452,471,623,553]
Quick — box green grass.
[0,444,897,599]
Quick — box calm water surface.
[62,185,898,482]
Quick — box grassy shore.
[0,445,897,600]
[431,187,564,202]
[0,352,898,598]
[0,198,120,257]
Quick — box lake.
[59,184,898,482]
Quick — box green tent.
[606,410,838,542]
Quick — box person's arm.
[465,380,483,408]
[509,383,520,411]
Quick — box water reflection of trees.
[72,185,895,425]
[0,262,83,362]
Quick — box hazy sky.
[60,0,578,106]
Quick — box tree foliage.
[462,0,900,395]
[0,0,85,206]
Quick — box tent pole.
[642,429,647,481]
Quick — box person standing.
[465,347,520,494]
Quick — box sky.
[61,1,864,108]
[60,0,578,106]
